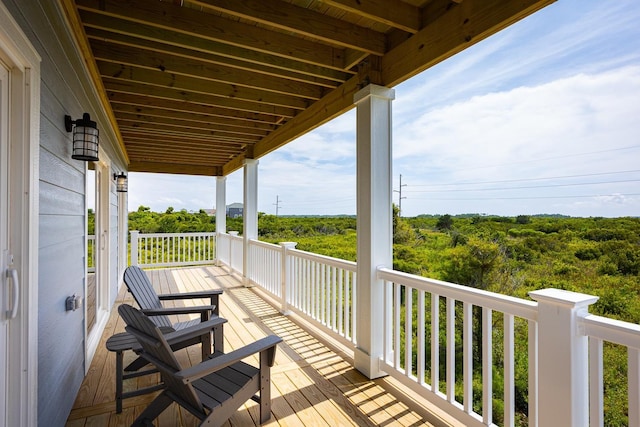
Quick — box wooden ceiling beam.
[126,144,235,159]
[381,0,556,86]
[190,0,386,54]
[118,121,261,143]
[320,0,421,34]
[75,0,347,70]
[114,112,269,137]
[110,103,277,132]
[85,26,340,89]
[120,132,246,149]
[104,78,297,118]
[80,11,352,83]
[128,161,220,176]
[107,93,281,125]
[97,61,311,110]
[91,40,322,101]
[127,152,229,165]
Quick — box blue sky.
[128,0,640,217]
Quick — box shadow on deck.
[66,265,459,427]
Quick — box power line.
[409,192,640,201]
[405,179,640,193]
[409,169,640,187]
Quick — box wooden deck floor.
[66,265,458,427]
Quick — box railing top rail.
[377,267,538,321]
[581,314,640,349]
[289,247,357,271]
[249,239,280,250]
[134,232,216,238]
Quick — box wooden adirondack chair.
[118,304,282,427]
[123,265,224,361]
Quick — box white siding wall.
[3,2,127,425]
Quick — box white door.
[0,58,11,427]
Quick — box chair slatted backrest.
[123,266,173,329]
[118,304,203,411]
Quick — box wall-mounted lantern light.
[113,172,128,192]
[65,112,99,162]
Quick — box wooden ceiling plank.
[382,0,556,87]
[75,0,347,70]
[114,111,269,137]
[319,0,421,34]
[91,40,322,101]
[121,132,246,149]
[118,120,262,142]
[127,145,235,158]
[97,60,311,110]
[127,152,230,164]
[85,26,340,89]
[110,103,277,132]
[128,161,220,176]
[107,93,282,125]
[80,11,353,83]
[190,0,386,54]
[104,78,297,118]
[124,143,244,160]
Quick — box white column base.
[354,347,387,379]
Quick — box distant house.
[227,203,243,218]
[202,208,216,216]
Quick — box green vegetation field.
[126,206,640,425]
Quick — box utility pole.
[273,195,282,217]
[393,174,407,216]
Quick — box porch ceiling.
[61,0,554,176]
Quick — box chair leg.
[259,355,272,424]
[214,323,224,353]
[115,350,123,413]
[132,392,173,427]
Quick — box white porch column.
[529,289,598,427]
[354,84,395,379]
[215,176,226,266]
[242,159,259,285]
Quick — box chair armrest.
[158,290,222,315]
[163,317,227,345]
[141,305,216,317]
[176,335,282,384]
[158,289,223,300]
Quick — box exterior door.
[0,57,9,427]
[86,161,110,364]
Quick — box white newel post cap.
[529,288,599,308]
[279,242,298,249]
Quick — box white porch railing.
[87,234,96,273]
[581,314,640,427]
[151,231,640,426]
[377,267,539,427]
[130,230,216,268]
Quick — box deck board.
[66,265,458,427]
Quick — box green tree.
[436,214,453,231]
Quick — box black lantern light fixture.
[113,172,128,192]
[65,112,99,161]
